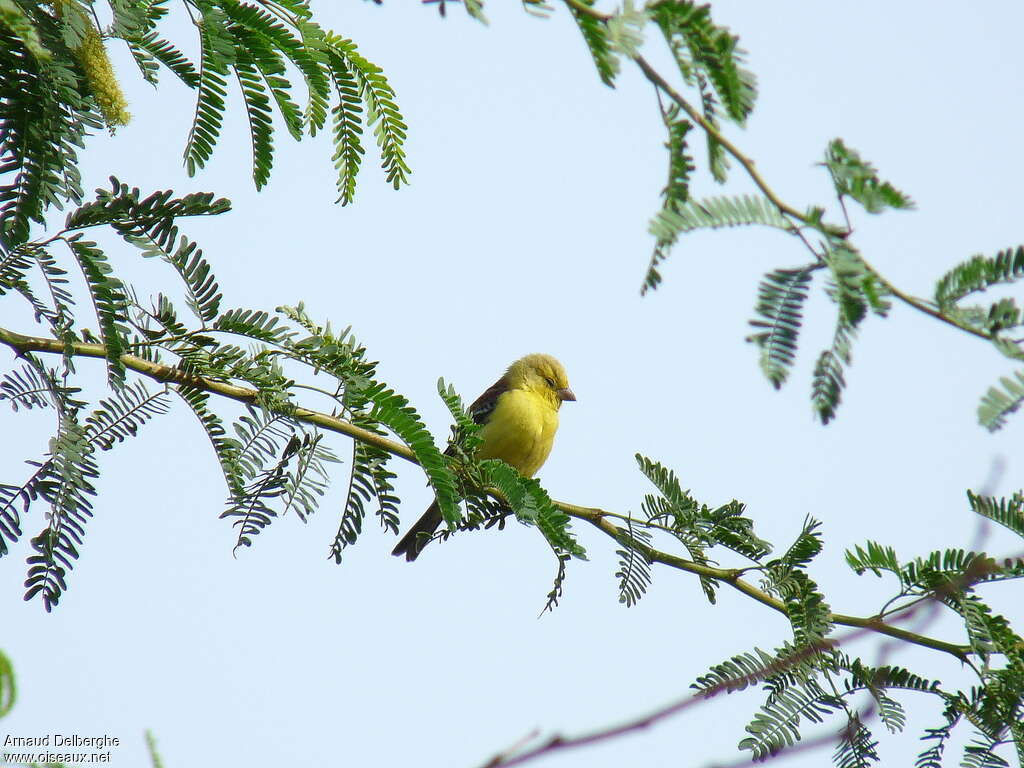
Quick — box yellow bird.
[392,353,576,561]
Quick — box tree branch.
[0,325,418,465]
[557,501,972,660]
[0,324,974,661]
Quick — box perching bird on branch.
[391,353,576,561]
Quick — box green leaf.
[845,540,901,579]
[645,193,790,294]
[811,247,877,425]
[650,0,757,124]
[323,54,365,205]
[615,521,653,606]
[823,139,915,214]
[934,246,1024,311]
[0,0,51,60]
[184,7,234,176]
[967,490,1024,540]
[175,386,243,499]
[740,674,840,760]
[23,415,98,611]
[0,361,59,412]
[437,377,485,458]
[233,50,277,189]
[540,551,570,615]
[977,370,1024,431]
[649,193,790,243]
[833,714,880,768]
[278,305,455,524]
[692,647,776,696]
[641,105,694,293]
[322,33,409,192]
[748,266,816,388]
[329,430,397,563]
[279,431,336,522]
[481,459,586,558]
[127,31,199,87]
[461,0,488,24]
[567,0,618,86]
[83,381,170,451]
[0,29,96,248]
[782,571,833,649]
[67,235,130,387]
[779,517,823,570]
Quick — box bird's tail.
[391,501,443,561]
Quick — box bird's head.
[508,353,576,409]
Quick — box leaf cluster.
[925,246,1024,430]
[635,454,1024,766]
[0,181,438,604]
[0,0,408,246]
[621,454,773,606]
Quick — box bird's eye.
[544,377,556,388]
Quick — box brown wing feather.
[468,374,511,425]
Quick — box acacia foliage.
[0,0,408,246]
[542,1,1023,431]
[1,2,1023,767]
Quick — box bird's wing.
[468,374,511,425]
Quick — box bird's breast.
[476,389,559,478]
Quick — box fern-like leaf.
[567,0,617,86]
[977,370,1024,431]
[648,194,790,272]
[23,415,98,611]
[233,50,276,189]
[823,139,914,214]
[175,386,244,498]
[642,104,694,293]
[811,248,872,425]
[66,235,130,387]
[740,675,840,760]
[540,550,570,616]
[481,459,585,558]
[324,53,365,205]
[0,0,50,60]
[779,517,824,570]
[184,7,234,176]
[0,361,58,411]
[748,265,816,388]
[329,419,392,562]
[833,714,880,768]
[782,571,833,649]
[693,647,777,696]
[323,33,409,191]
[615,520,653,606]
[934,246,1024,311]
[967,490,1024,539]
[650,0,757,123]
[845,540,902,580]
[83,381,170,450]
[127,30,199,87]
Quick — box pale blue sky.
[2,2,1023,767]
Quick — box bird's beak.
[558,387,576,402]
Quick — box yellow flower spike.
[53,0,130,129]
[77,24,131,128]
